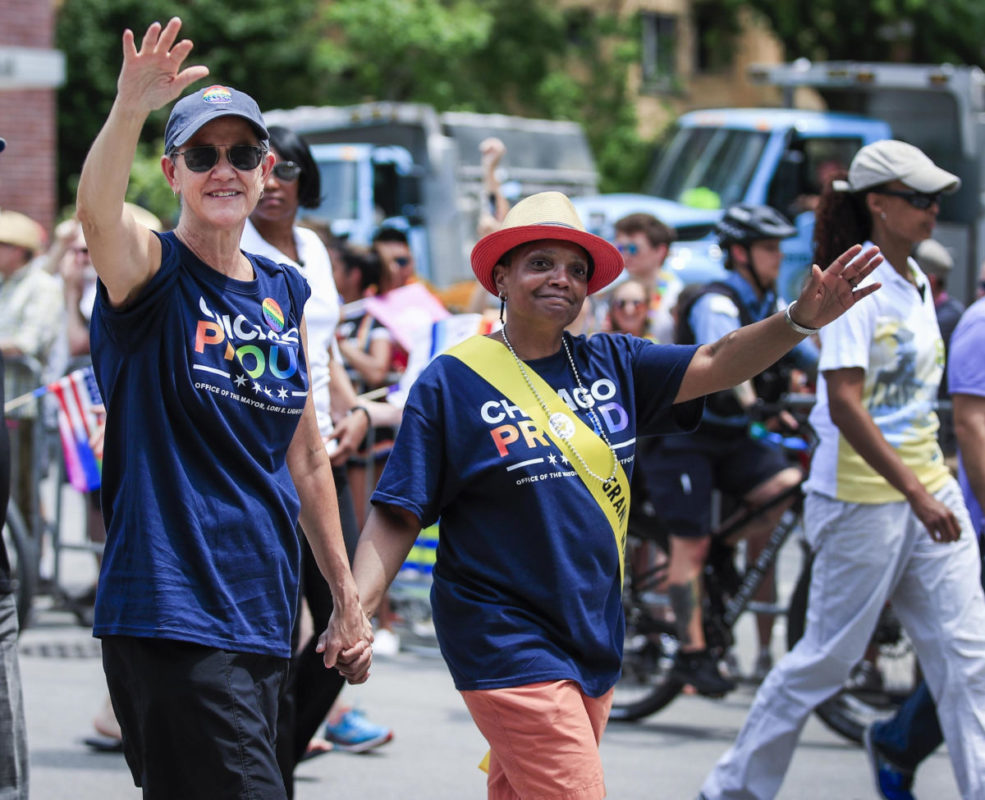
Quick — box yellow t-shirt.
[805,252,950,503]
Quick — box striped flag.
[48,367,103,492]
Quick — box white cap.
[832,140,960,194]
[913,239,953,276]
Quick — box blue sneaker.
[864,723,915,800]
[321,709,393,753]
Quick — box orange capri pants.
[461,680,615,800]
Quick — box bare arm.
[327,349,370,466]
[288,319,373,681]
[826,367,959,542]
[677,245,882,403]
[76,19,208,307]
[337,335,392,387]
[954,393,985,527]
[352,503,422,619]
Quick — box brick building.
[0,0,63,234]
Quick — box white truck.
[262,102,599,288]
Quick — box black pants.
[276,466,361,796]
[103,636,289,800]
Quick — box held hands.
[118,18,209,115]
[317,602,375,684]
[790,245,883,330]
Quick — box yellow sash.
[447,334,630,586]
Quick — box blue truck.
[573,61,985,304]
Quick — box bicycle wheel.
[611,533,683,721]
[786,555,918,744]
[2,500,37,633]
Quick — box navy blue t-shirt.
[372,332,701,695]
[90,231,311,658]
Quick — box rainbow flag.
[48,367,103,492]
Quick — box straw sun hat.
[470,191,623,296]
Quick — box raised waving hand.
[788,244,883,329]
[118,18,210,115]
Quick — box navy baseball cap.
[164,85,268,154]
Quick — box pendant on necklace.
[549,412,576,441]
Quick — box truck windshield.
[316,160,360,222]
[645,127,769,210]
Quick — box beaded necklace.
[500,328,619,483]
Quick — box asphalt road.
[17,597,959,800]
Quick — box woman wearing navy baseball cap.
[76,18,371,799]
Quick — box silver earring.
[499,293,506,324]
[881,211,887,220]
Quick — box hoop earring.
[499,293,506,324]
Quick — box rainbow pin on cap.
[164,85,268,154]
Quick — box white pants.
[701,480,985,800]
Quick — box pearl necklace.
[500,328,619,483]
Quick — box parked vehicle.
[574,61,985,304]
[263,102,599,287]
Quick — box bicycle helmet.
[715,204,796,248]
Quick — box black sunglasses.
[272,161,302,182]
[614,298,646,311]
[871,189,942,210]
[172,145,266,173]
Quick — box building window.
[641,12,677,90]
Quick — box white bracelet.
[784,301,820,336]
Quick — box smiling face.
[608,279,650,336]
[493,239,591,331]
[163,116,272,231]
[251,146,300,228]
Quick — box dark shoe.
[83,735,123,753]
[864,723,915,800]
[671,650,736,697]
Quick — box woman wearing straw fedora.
[351,191,881,799]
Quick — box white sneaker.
[373,627,400,657]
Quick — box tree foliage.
[745,0,985,64]
[55,0,664,209]
[318,0,649,192]
[56,0,327,214]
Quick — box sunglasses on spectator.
[394,256,411,267]
[616,242,640,256]
[272,161,302,182]
[614,298,646,311]
[172,145,266,173]
[871,189,942,210]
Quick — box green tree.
[745,0,985,64]
[56,0,662,204]
[56,0,328,209]
[320,0,651,192]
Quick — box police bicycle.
[613,396,918,745]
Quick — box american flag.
[48,367,103,492]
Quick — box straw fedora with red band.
[471,191,623,296]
